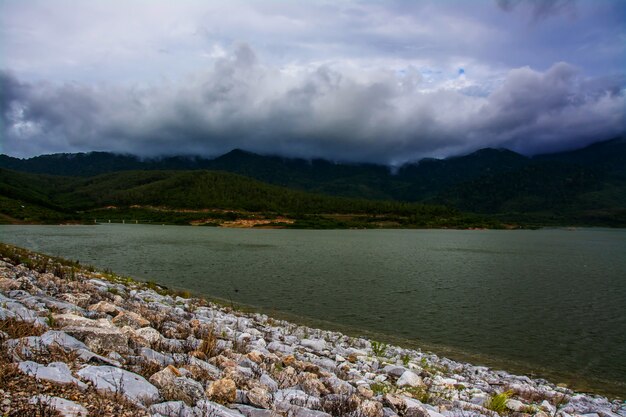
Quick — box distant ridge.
[1,137,625,226]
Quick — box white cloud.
[2,46,623,163]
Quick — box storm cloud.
[2,45,623,164]
[1,1,624,163]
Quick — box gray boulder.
[194,400,246,417]
[19,361,87,389]
[29,395,88,417]
[77,365,160,405]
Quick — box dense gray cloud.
[1,1,624,162]
[2,45,623,164]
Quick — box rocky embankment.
[0,245,623,417]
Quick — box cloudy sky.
[1,0,625,164]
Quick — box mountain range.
[1,137,625,227]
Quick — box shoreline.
[181,289,626,401]
[1,230,625,398]
[0,243,624,416]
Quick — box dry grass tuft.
[198,326,220,359]
[0,317,46,339]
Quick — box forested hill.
[1,137,625,227]
[0,168,476,228]
[1,138,624,200]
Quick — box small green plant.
[371,340,388,357]
[370,382,392,396]
[107,287,119,295]
[485,390,513,414]
[402,385,430,403]
[45,312,56,328]
[401,354,411,366]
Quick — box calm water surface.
[1,225,625,397]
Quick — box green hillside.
[1,137,624,227]
[0,168,483,228]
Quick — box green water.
[1,225,625,397]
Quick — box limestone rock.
[136,326,162,344]
[0,277,21,292]
[77,365,160,405]
[87,301,118,314]
[246,350,264,364]
[161,376,206,406]
[507,399,527,412]
[322,375,355,395]
[397,370,424,388]
[149,400,193,417]
[139,347,174,366]
[383,365,406,378]
[19,361,87,389]
[246,387,272,409]
[274,389,320,409]
[357,385,374,398]
[298,372,329,397]
[29,395,88,417]
[112,311,150,328]
[207,378,237,404]
[259,373,279,393]
[275,366,298,388]
[234,404,276,417]
[360,399,384,417]
[40,330,88,352]
[149,365,181,388]
[282,354,296,367]
[383,394,406,414]
[53,313,99,328]
[194,400,246,417]
[301,338,326,352]
[63,325,129,353]
[404,405,430,417]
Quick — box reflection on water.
[1,225,625,397]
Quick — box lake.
[1,224,625,397]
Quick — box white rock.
[266,341,294,354]
[274,389,320,409]
[149,400,194,417]
[397,370,423,387]
[383,365,406,378]
[259,373,279,392]
[136,327,162,344]
[40,330,88,351]
[301,339,326,352]
[194,400,245,417]
[77,365,160,405]
[19,361,87,389]
[139,347,173,366]
[4,301,39,322]
[506,399,526,412]
[541,400,556,414]
[29,395,88,417]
